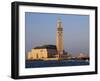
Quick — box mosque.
[27,18,69,60]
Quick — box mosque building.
[27,18,68,60]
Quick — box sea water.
[26,60,89,68]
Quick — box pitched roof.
[34,45,56,49]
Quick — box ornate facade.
[27,45,57,60]
[56,18,64,58]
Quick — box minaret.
[56,18,64,58]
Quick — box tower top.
[58,17,62,23]
[57,17,62,28]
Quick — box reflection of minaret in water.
[56,18,64,58]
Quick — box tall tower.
[56,18,64,58]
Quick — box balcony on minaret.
[57,28,63,31]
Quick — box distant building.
[78,53,88,58]
[77,53,89,60]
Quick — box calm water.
[26,60,89,68]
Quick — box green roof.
[34,45,56,49]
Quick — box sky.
[25,12,89,57]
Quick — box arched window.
[36,53,38,59]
